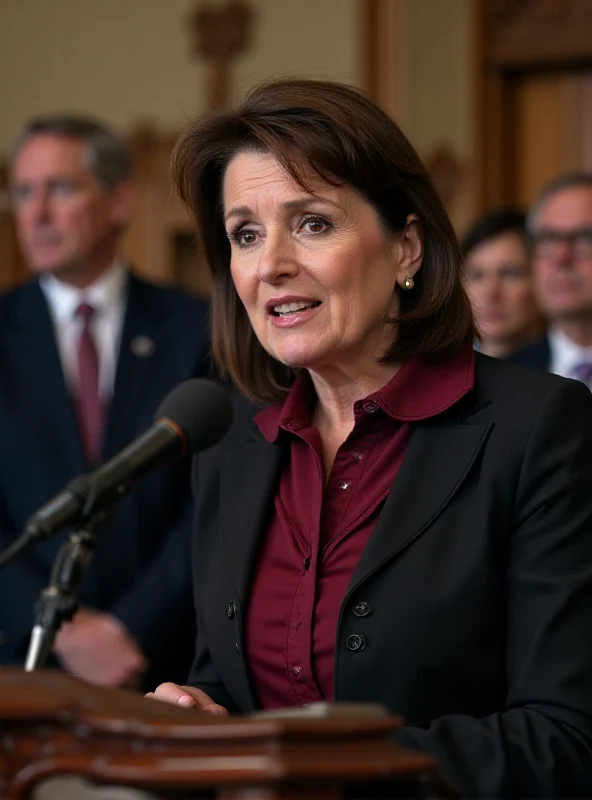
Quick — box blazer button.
[346,634,366,652]
[353,601,371,617]
[235,642,240,655]
[227,602,236,619]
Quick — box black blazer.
[0,273,210,688]
[188,354,592,798]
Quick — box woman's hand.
[146,682,229,715]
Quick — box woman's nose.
[257,234,299,283]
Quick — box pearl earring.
[402,276,415,290]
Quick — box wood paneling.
[511,72,582,207]
[475,0,592,211]
[358,0,404,119]
[0,163,28,289]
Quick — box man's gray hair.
[527,171,592,234]
[11,115,132,189]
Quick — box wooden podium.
[0,670,450,799]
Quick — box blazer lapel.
[221,433,283,608]
[102,275,167,457]
[346,417,492,598]
[219,431,283,711]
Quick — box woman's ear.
[394,213,423,289]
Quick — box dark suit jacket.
[506,334,551,371]
[0,273,210,689]
[188,354,592,798]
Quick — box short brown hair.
[173,79,474,404]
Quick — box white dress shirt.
[548,326,592,387]
[39,263,128,400]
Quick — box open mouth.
[270,300,321,317]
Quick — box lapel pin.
[131,335,155,358]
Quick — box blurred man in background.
[510,173,592,389]
[0,116,210,690]
[462,209,546,359]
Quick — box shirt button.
[346,634,366,652]
[292,666,302,677]
[352,450,363,462]
[353,601,372,617]
[362,401,379,414]
[227,602,236,620]
[337,480,351,491]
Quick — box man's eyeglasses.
[531,228,592,258]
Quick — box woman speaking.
[151,79,592,798]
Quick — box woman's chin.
[270,347,321,371]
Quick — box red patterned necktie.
[75,302,103,465]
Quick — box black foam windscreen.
[156,378,234,453]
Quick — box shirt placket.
[285,426,325,705]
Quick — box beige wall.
[360,0,474,233]
[400,0,474,233]
[400,0,472,159]
[0,0,474,227]
[0,0,359,153]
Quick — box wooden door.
[508,69,592,207]
[476,0,592,211]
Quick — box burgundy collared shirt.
[245,345,475,709]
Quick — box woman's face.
[464,231,542,348]
[223,150,417,375]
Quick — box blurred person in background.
[462,209,545,358]
[509,172,592,388]
[0,115,211,690]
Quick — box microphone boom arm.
[25,509,112,672]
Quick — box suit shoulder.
[129,274,209,318]
[474,351,590,412]
[0,281,38,329]
[505,335,550,369]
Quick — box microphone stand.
[25,509,111,672]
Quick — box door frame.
[474,0,592,211]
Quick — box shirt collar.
[548,326,592,378]
[256,343,475,443]
[39,261,128,324]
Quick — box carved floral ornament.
[424,144,467,212]
[189,0,253,61]
[188,0,254,109]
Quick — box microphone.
[0,379,233,568]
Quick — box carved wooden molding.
[484,0,592,67]
[0,160,28,288]
[358,0,404,119]
[424,144,468,214]
[0,160,9,212]
[0,671,448,800]
[188,0,254,109]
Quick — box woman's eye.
[301,216,331,234]
[229,228,257,247]
[239,230,257,245]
